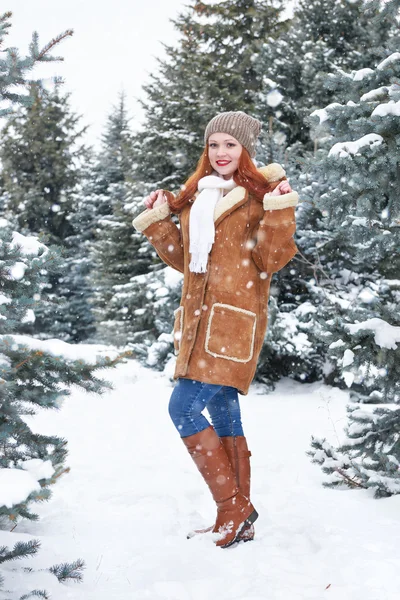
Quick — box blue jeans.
[168,378,244,438]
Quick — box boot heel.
[220,508,259,549]
[245,509,258,526]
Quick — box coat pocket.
[205,303,257,363]
[173,306,184,355]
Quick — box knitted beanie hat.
[204,111,262,157]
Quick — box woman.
[132,111,298,548]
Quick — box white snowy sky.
[5,0,189,148]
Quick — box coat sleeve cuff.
[258,162,286,182]
[132,202,171,233]
[263,191,299,211]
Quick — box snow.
[360,86,389,102]
[310,102,342,123]
[4,360,400,600]
[162,266,183,289]
[155,286,169,298]
[279,312,312,351]
[376,52,400,71]
[329,339,345,349]
[1,568,61,600]
[295,301,317,316]
[346,318,400,350]
[0,468,40,508]
[11,230,47,256]
[325,291,351,310]
[351,217,368,226]
[263,77,277,88]
[20,458,54,481]
[9,261,27,280]
[343,371,355,388]
[4,231,50,282]
[358,288,377,304]
[342,349,354,367]
[266,89,283,108]
[2,335,120,363]
[329,134,384,158]
[372,100,400,117]
[352,67,374,81]
[21,308,36,323]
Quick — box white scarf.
[189,174,237,273]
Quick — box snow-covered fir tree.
[0,224,123,596]
[256,0,398,159]
[112,266,183,361]
[0,538,85,597]
[89,93,152,343]
[62,153,102,343]
[0,13,108,596]
[253,0,400,388]
[0,223,116,522]
[0,11,72,117]
[0,84,94,341]
[0,85,83,242]
[308,50,400,498]
[133,0,289,193]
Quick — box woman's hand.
[144,189,168,209]
[270,180,293,196]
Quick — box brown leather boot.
[182,426,258,548]
[221,436,254,542]
[187,435,255,542]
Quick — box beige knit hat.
[204,111,262,157]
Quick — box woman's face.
[208,132,243,180]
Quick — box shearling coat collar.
[208,161,288,225]
[214,186,248,225]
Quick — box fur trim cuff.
[263,191,299,211]
[132,202,171,232]
[258,163,286,182]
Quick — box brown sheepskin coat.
[132,163,298,395]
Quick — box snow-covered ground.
[2,359,400,599]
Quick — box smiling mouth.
[216,161,230,166]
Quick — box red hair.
[168,147,277,212]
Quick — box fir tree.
[0,222,126,595]
[256,0,398,158]
[0,84,94,341]
[134,0,289,192]
[0,85,84,241]
[254,0,400,388]
[0,539,85,597]
[0,13,118,596]
[0,11,72,116]
[113,265,183,360]
[89,93,153,343]
[308,51,400,497]
[0,224,117,522]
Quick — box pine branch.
[105,349,134,367]
[48,558,85,582]
[14,351,44,370]
[0,540,40,564]
[50,466,70,483]
[36,29,73,61]
[334,467,367,489]
[293,248,333,286]
[0,11,12,50]
[20,591,49,600]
